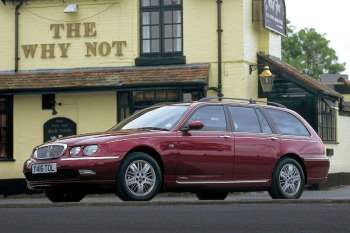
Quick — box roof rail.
[198,97,286,108]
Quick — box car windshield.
[110,105,189,131]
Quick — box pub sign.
[44,117,77,142]
[263,0,287,36]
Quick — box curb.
[1,199,350,209]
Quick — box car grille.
[35,144,66,160]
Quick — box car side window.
[266,109,310,136]
[187,106,227,131]
[228,106,261,133]
[256,109,272,134]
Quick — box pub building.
[0,0,349,195]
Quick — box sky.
[285,0,350,75]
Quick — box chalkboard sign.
[44,117,77,142]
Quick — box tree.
[282,22,346,79]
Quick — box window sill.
[0,158,16,162]
[135,56,186,66]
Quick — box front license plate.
[32,163,57,174]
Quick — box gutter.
[216,0,223,97]
[15,0,24,72]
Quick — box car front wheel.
[116,152,162,201]
[269,158,305,199]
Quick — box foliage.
[282,22,346,79]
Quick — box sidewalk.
[1,185,349,205]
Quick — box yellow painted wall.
[343,94,350,102]
[0,3,15,70]
[0,92,117,179]
[327,113,350,174]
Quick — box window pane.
[164,39,173,52]
[187,106,227,131]
[151,0,159,6]
[151,26,160,38]
[164,25,173,38]
[256,109,272,134]
[174,38,182,52]
[151,39,160,52]
[0,99,6,112]
[142,12,150,25]
[164,0,181,6]
[142,0,159,7]
[142,40,151,53]
[318,100,337,142]
[173,10,181,23]
[267,109,310,136]
[151,12,159,24]
[164,11,173,24]
[142,26,150,39]
[229,107,261,133]
[174,24,181,37]
[0,97,10,159]
[142,0,150,7]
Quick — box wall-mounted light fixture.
[249,64,273,77]
[259,65,273,79]
[42,94,62,115]
[259,65,274,93]
[64,3,78,13]
[250,64,274,93]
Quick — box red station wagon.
[23,98,330,202]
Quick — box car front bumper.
[23,156,122,190]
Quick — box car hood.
[48,129,165,146]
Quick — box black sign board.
[263,0,286,36]
[44,117,77,142]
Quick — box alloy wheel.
[279,163,302,196]
[124,160,156,197]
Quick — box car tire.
[269,158,305,199]
[196,192,228,200]
[116,152,162,201]
[44,189,86,203]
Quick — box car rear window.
[228,106,261,133]
[266,109,310,136]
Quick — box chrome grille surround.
[34,143,67,160]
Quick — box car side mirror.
[181,120,204,134]
[188,121,204,130]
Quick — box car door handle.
[270,137,278,141]
[220,135,231,139]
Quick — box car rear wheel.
[44,189,86,203]
[269,158,305,199]
[116,152,162,201]
[196,192,228,200]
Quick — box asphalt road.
[1,204,349,233]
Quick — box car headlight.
[83,145,99,156]
[33,149,38,158]
[70,146,81,157]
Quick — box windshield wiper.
[138,127,170,131]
